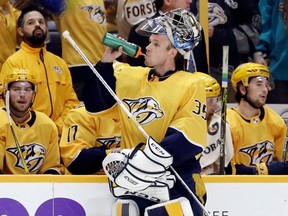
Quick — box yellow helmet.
[231,63,270,89]
[4,68,36,91]
[194,72,221,97]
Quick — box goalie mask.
[136,8,202,56]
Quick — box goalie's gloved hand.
[121,137,173,168]
[102,137,173,191]
[256,161,288,175]
[142,137,173,169]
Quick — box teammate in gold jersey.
[195,72,234,175]
[0,68,63,174]
[60,106,121,174]
[0,6,80,135]
[226,62,288,175]
[53,0,107,101]
[6,0,107,102]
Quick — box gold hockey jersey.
[0,109,63,174]
[227,106,286,170]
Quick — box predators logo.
[52,66,63,75]
[7,143,46,172]
[224,0,238,9]
[208,3,227,27]
[81,5,106,24]
[97,136,121,149]
[123,97,164,125]
[240,141,274,165]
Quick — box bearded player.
[226,63,288,175]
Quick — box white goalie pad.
[109,179,170,203]
[144,197,194,216]
[102,138,173,191]
[115,149,167,191]
[103,150,164,191]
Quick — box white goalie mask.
[136,8,202,56]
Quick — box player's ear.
[239,84,247,95]
[169,47,178,59]
[163,0,172,7]
[17,27,24,37]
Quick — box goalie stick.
[219,46,229,175]
[62,30,210,216]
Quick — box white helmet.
[136,8,202,55]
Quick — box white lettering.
[124,176,138,185]
[208,210,229,216]
[124,2,157,25]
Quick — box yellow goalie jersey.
[227,106,286,170]
[0,109,63,174]
[60,106,121,174]
[95,64,207,166]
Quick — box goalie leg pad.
[112,199,140,216]
[109,179,170,203]
[144,197,194,216]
